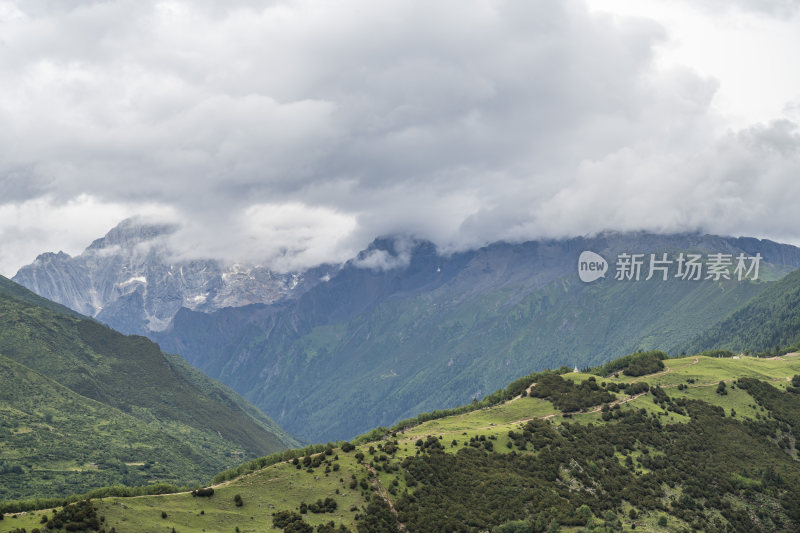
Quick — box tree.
[576,504,593,525]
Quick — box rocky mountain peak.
[13,219,329,335]
[86,217,178,251]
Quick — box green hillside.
[686,268,800,355]
[6,353,800,532]
[0,276,298,501]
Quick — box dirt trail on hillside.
[365,464,405,531]
[508,391,650,426]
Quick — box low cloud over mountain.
[2,0,800,275]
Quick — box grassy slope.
[0,277,297,501]
[6,354,800,532]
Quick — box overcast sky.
[1,0,799,275]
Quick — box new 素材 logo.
[578,251,608,282]
[578,250,762,283]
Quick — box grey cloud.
[1,0,799,275]
[684,0,800,17]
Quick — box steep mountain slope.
[12,218,331,334]
[0,275,83,319]
[154,233,800,441]
[685,267,800,354]
[6,353,800,532]
[0,276,298,501]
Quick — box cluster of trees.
[591,350,667,377]
[43,500,100,531]
[528,375,614,412]
[300,497,337,514]
[414,436,444,452]
[272,510,353,532]
[353,496,398,533]
[650,386,688,415]
[622,352,665,377]
[290,447,339,474]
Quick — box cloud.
[1,0,799,275]
[685,0,800,17]
[164,202,358,272]
[0,195,170,275]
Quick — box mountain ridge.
[153,231,800,441]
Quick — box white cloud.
[0,195,170,275]
[165,202,358,272]
[1,0,800,275]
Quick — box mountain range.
[14,222,800,442]
[12,218,332,335]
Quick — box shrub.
[273,510,304,528]
[308,497,337,513]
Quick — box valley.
[150,234,800,442]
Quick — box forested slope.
[0,276,298,501]
[686,267,800,354]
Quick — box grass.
[96,458,365,533]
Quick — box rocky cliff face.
[13,218,327,334]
